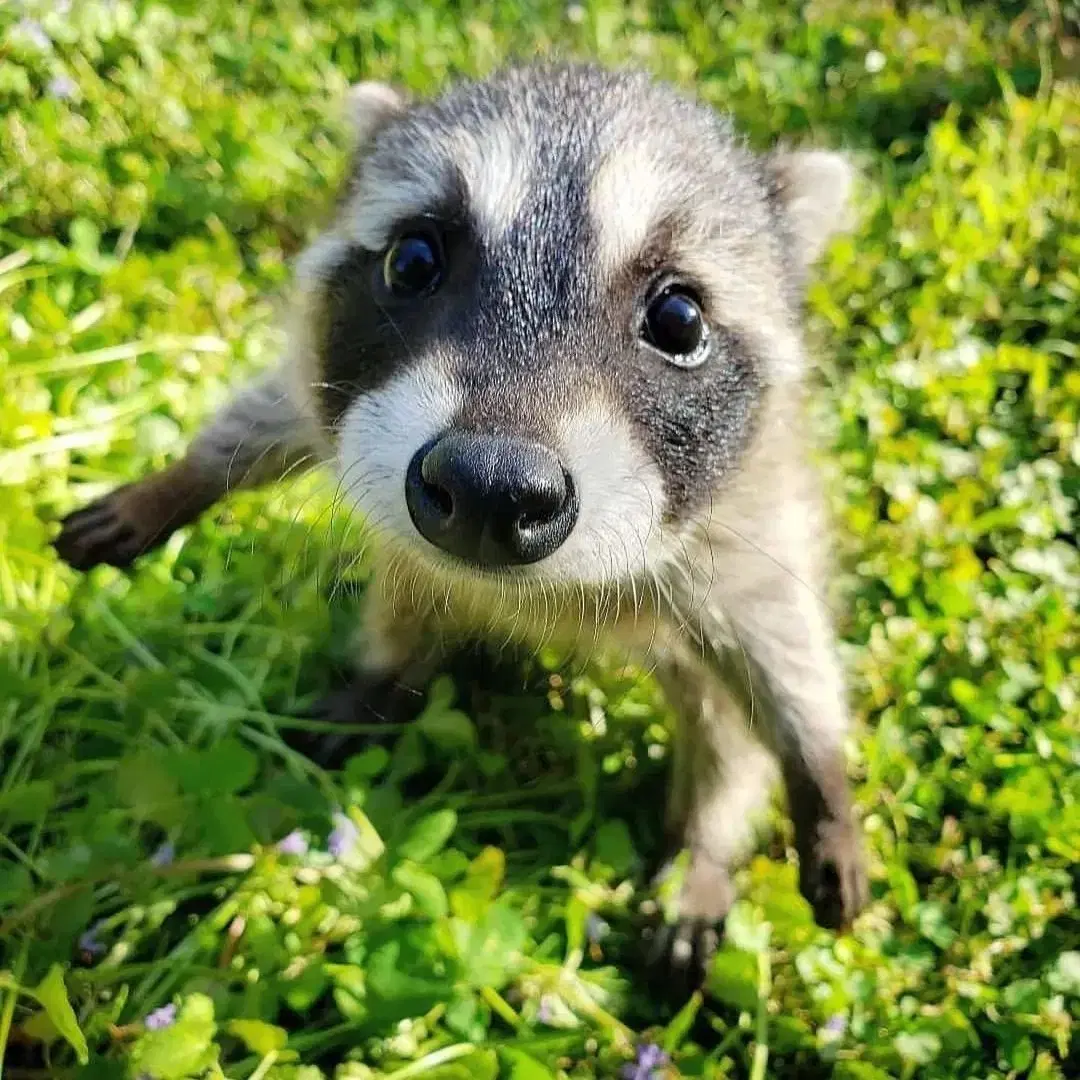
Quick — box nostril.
[513,468,576,544]
[418,446,455,519]
[517,506,552,530]
[406,439,456,532]
[424,479,454,518]
[515,478,568,530]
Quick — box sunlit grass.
[0,1,1077,1077]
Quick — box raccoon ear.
[765,149,855,267]
[333,82,407,209]
[345,81,407,151]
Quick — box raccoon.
[54,63,869,980]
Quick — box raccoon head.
[292,64,853,588]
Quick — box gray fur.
[188,364,324,493]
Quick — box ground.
[0,2,1078,1078]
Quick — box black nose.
[405,432,578,567]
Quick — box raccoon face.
[294,64,853,587]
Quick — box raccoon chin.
[379,534,640,597]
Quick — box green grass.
[1,1,1078,1077]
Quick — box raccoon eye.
[642,287,709,368]
[384,232,442,296]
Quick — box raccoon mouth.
[404,430,579,569]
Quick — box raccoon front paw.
[312,675,424,727]
[643,853,735,995]
[54,484,169,570]
[798,817,868,931]
[285,672,424,767]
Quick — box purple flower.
[622,1042,669,1080]
[537,996,554,1025]
[144,1003,177,1031]
[824,1013,847,1038]
[327,811,359,859]
[47,74,77,100]
[150,841,175,868]
[277,829,309,856]
[16,18,51,51]
[78,923,105,957]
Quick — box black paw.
[640,854,734,1000]
[282,673,426,767]
[54,489,156,571]
[644,917,721,997]
[798,818,868,931]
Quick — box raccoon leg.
[717,582,869,933]
[294,577,442,764]
[54,365,321,570]
[647,657,776,984]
